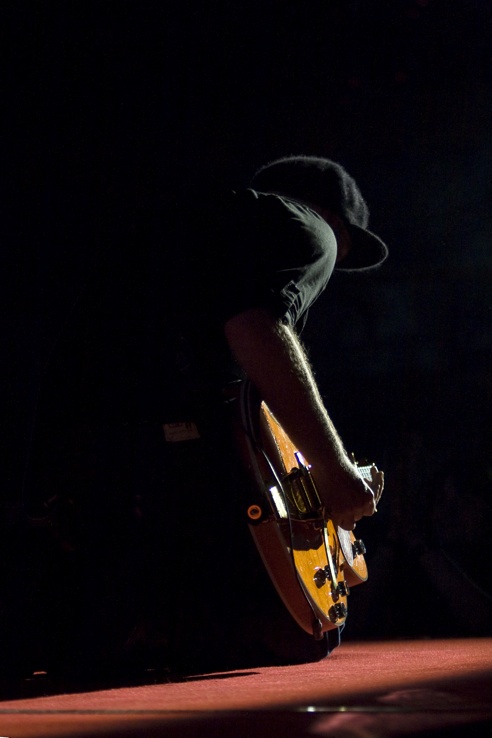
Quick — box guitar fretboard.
[357,465,372,481]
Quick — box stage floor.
[0,638,491,737]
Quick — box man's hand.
[370,464,385,508]
[313,456,380,531]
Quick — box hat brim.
[336,224,389,272]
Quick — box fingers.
[367,493,377,515]
[370,467,384,504]
[334,502,370,531]
[321,462,383,530]
[334,516,357,532]
[360,483,376,516]
[378,471,384,502]
[336,508,373,531]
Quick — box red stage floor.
[0,638,491,737]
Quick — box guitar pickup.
[281,466,322,520]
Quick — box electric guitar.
[230,380,382,641]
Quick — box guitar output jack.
[247,504,263,521]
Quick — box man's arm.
[224,307,378,530]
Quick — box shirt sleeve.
[213,190,337,328]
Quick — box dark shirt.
[174,188,336,329]
[157,188,337,415]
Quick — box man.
[225,161,386,533]
[21,156,387,678]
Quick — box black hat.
[251,156,388,272]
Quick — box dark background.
[3,0,491,643]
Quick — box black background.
[3,1,492,641]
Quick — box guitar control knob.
[313,568,327,587]
[337,580,349,597]
[324,565,336,583]
[352,539,366,556]
[329,602,348,623]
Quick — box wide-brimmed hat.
[251,156,388,272]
